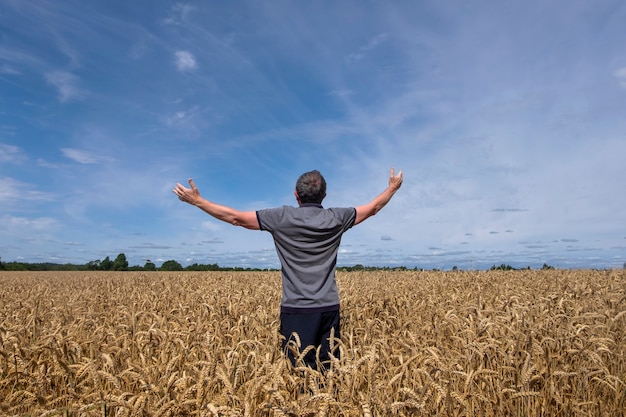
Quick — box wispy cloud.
[491,208,528,212]
[328,89,354,98]
[61,148,99,164]
[615,67,626,89]
[200,221,223,233]
[0,143,26,164]
[1,215,59,232]
[345,33,389,63]
[162,3,195,25]
[165,106,201,127]
[45,71,85,102]
[130,243,173,250]
[0,64,20,75]
[36,158,61,168]
[174,51,197,72]
[202,238,224,244]
[0,178,55,203]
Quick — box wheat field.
[1,270,624,416]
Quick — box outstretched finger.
[188,178,198,191]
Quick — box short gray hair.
[295,170,326,204]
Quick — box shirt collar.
[299,203,324,208]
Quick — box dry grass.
[1,269,625,416]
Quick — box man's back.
[256,204,356,309]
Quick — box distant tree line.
[0,254,275,272]
[337,264,413,272]
[489,263,555,271]
[0,256,575,272]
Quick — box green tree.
[100,256,113,271]
[113,253,128,271]
[490,264,514,271]
[5,262,27,271]
[86,260,101,270]
[186,262,220,271]
[160,260,183,271]
[144,260,156,271]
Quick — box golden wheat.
[1,269,625,416]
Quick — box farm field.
[1,270,625,416]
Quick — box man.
[173,168,403,369]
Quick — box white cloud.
[0,143,25,163]
[36,158,60,168]
[61,148,99,164]
[200,221,223,232]
[0,64,20,75]
[164,106,203,128]
[345,33,389,63]
[329,89,354,98]
[163,3,195,25]
[45,71,85,102]
[175,50,197,72]
[0,177,54,203]
[1,215,59,233]
[614,67,626,88]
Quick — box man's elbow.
[231,217,259,230]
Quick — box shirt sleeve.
[255,211,263,231]
[256,206,284,232]
[345,207,357,230]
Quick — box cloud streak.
[45,71,85,102]
[61,148,100,164]
[615,67,626,89]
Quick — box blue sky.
[1,1,625,270]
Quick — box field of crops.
[1,270,625,416]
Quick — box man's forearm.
[173,178,259,229]
[355,185,400,225]
[194,198,241,225]
[369,186,399,215]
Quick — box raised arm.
[173,179,260,230]
[354,168,403,226]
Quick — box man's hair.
[295,170,327,204]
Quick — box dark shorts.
[280,309,341,370]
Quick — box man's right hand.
[389,168,403,191]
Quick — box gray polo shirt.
[256,203,356,312]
